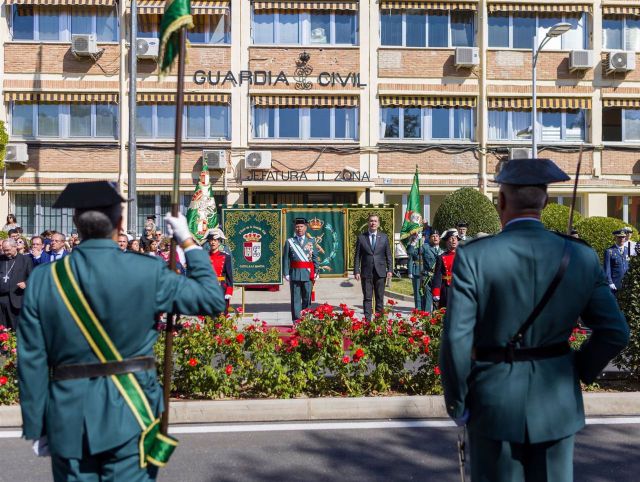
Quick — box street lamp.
[531,22,572,157]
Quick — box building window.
[608,196,640,228]
[488,13,586,49]
[13,192,75,236]
[136,104,229,139]
[488,109,586,142]
[253,106,358,140]
[603,108,640,142]
[603,16,640,50]
[380,10,474,47]
[10,6,118,42]
[252,11,358,45]
[380,106,475,141]
[188,14,230,44]
[11,103,118,139]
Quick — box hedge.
[432,188,501,236]
[614,256,640,379]
[541,203,582,234]
[574,216,637,263]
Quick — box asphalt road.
[1,421,638,481]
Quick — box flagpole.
[161,26,187,436]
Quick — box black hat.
[430,229,440,236]
[456,222,468,228]
[53,181,130,209]
[294,217,308,225]
[495,158,570,185]
[146,214,157,221]
[570,228,578,235]
[613,229,626,237]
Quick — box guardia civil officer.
[604,230,630,293]
[439,158,629,481]
[17,181,226,481]
[406,233,425,310]
[283,217,319,321]
[421,229,443,312]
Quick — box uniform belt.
[442,275,452,281]
[217,276,225,281]
[51,356,156,381]
[472,341,570,363]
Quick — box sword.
[567,143,583,235]
[457,426,467,482]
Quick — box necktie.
[371,234,376,250]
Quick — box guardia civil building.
[1,0,639,235]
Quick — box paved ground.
[1,421,638,481]
[229,277,414,325]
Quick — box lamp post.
[531,22,571,157]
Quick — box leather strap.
[51,356,156,381]
[472,341,571,363]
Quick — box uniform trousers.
[410,276,426,311]
[51,433,159,482]
[0,294,20,330]
[470,430,574,482]
[289,280,312,321]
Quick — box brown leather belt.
[51,356,156,381]
[217,276,225,281]
[472,341,570,363]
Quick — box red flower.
[569,335,577,342]
[434,366,441,375]
[225,365,233,376]
[408,337,415,345]
[0,333,8,342]
[0,376,7,386]
[215,323,222,329]
[387,299,397,305]
[188,358,198,367]
[422,335,431,345]
[342,356,350,364]
[353,348,365,362]
[410,316,417,323]
[430,318,438,325]
[236,333,245,343]
[237,307,244,314]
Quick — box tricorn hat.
[430,229,440,236]
[206,228,227,240]
[456,221,468,228]
[495,158,570,185]
[442,229,460,241]
[53,181,131,209]
[294,217,308,225]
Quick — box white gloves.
[609,283,617,291]
[285,275,290,282]
[408,273,413,279]
[32,436,50,457]
[433,296,440,302]
[224,294,231,300]
[164,213,191,244]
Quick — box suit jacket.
[29,251,51,266]
[283,235,319,282]
[47,249,69,262]
[439,220,629,444]
[17,239,226,459]
[353,232,392,278]
[0,254,33,307]
[603,244,629,290]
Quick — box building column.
[423,194,431,223]
[623,196,629,223]
[592,0,603,178]
[478,0,488,193]
[586,192,608,217]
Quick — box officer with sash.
[17,181,226,481]
[420,229,443,312]
[439,158,629,481]
[604,229,630,294]
[283,217,319,321]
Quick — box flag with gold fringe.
[159,0,194,78]
[186,159,219,244]
[400,167,423,246]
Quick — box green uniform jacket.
[17,239,226,459]
[439,220,629,444]
[406,242,424,276]
[422,244,442,276]
[282,236,319,282]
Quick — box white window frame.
[251,10,359,46]
[380,106,476,141]
[379,9,476,48]
[488,13,587,50]
[487,109,586,142]
[252,106,359,140]
[603,16,640,51]
[621,109,640,142]
[9,5,119,43]
[187,14,231,44]
[10,102,119,139]
[184,104,231,140]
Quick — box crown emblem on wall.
[243,232,263,242]
[308,218,324,230]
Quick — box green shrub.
[432,187,501,236]
[541,203,582,234]
[0,121,8,170]
[0,232,7,240]
[614,256,640,379]
[574,216,637,263]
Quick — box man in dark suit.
[28,236,51,266]
[48,232,68,262]
[353,213,393,320]
[0,238,33,329]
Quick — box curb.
[2,393,639,428]
[384,290,414,302]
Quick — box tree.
[432,188,501,236]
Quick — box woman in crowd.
[2,214,19,232]
[16,238,28,255]
[158,238,185,274]
[128,239,141,253]
[144,239,160,256]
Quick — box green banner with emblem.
[284,208,346,277]
[222,208,282,285]
[346,208,395,271]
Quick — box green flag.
[400,168,423,246]
[187,161,218,244]
[159,0,194,78]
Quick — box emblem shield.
[243,241,262,262]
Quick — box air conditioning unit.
[569,50,593,70]
[203,149,226,170]
[136,38,159,60]
[71,34,99,57]
[244,151,272,170]
[454,47,479,67]
[508,147,532,160]
[4,143,28,165]
[605,51,636,73]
